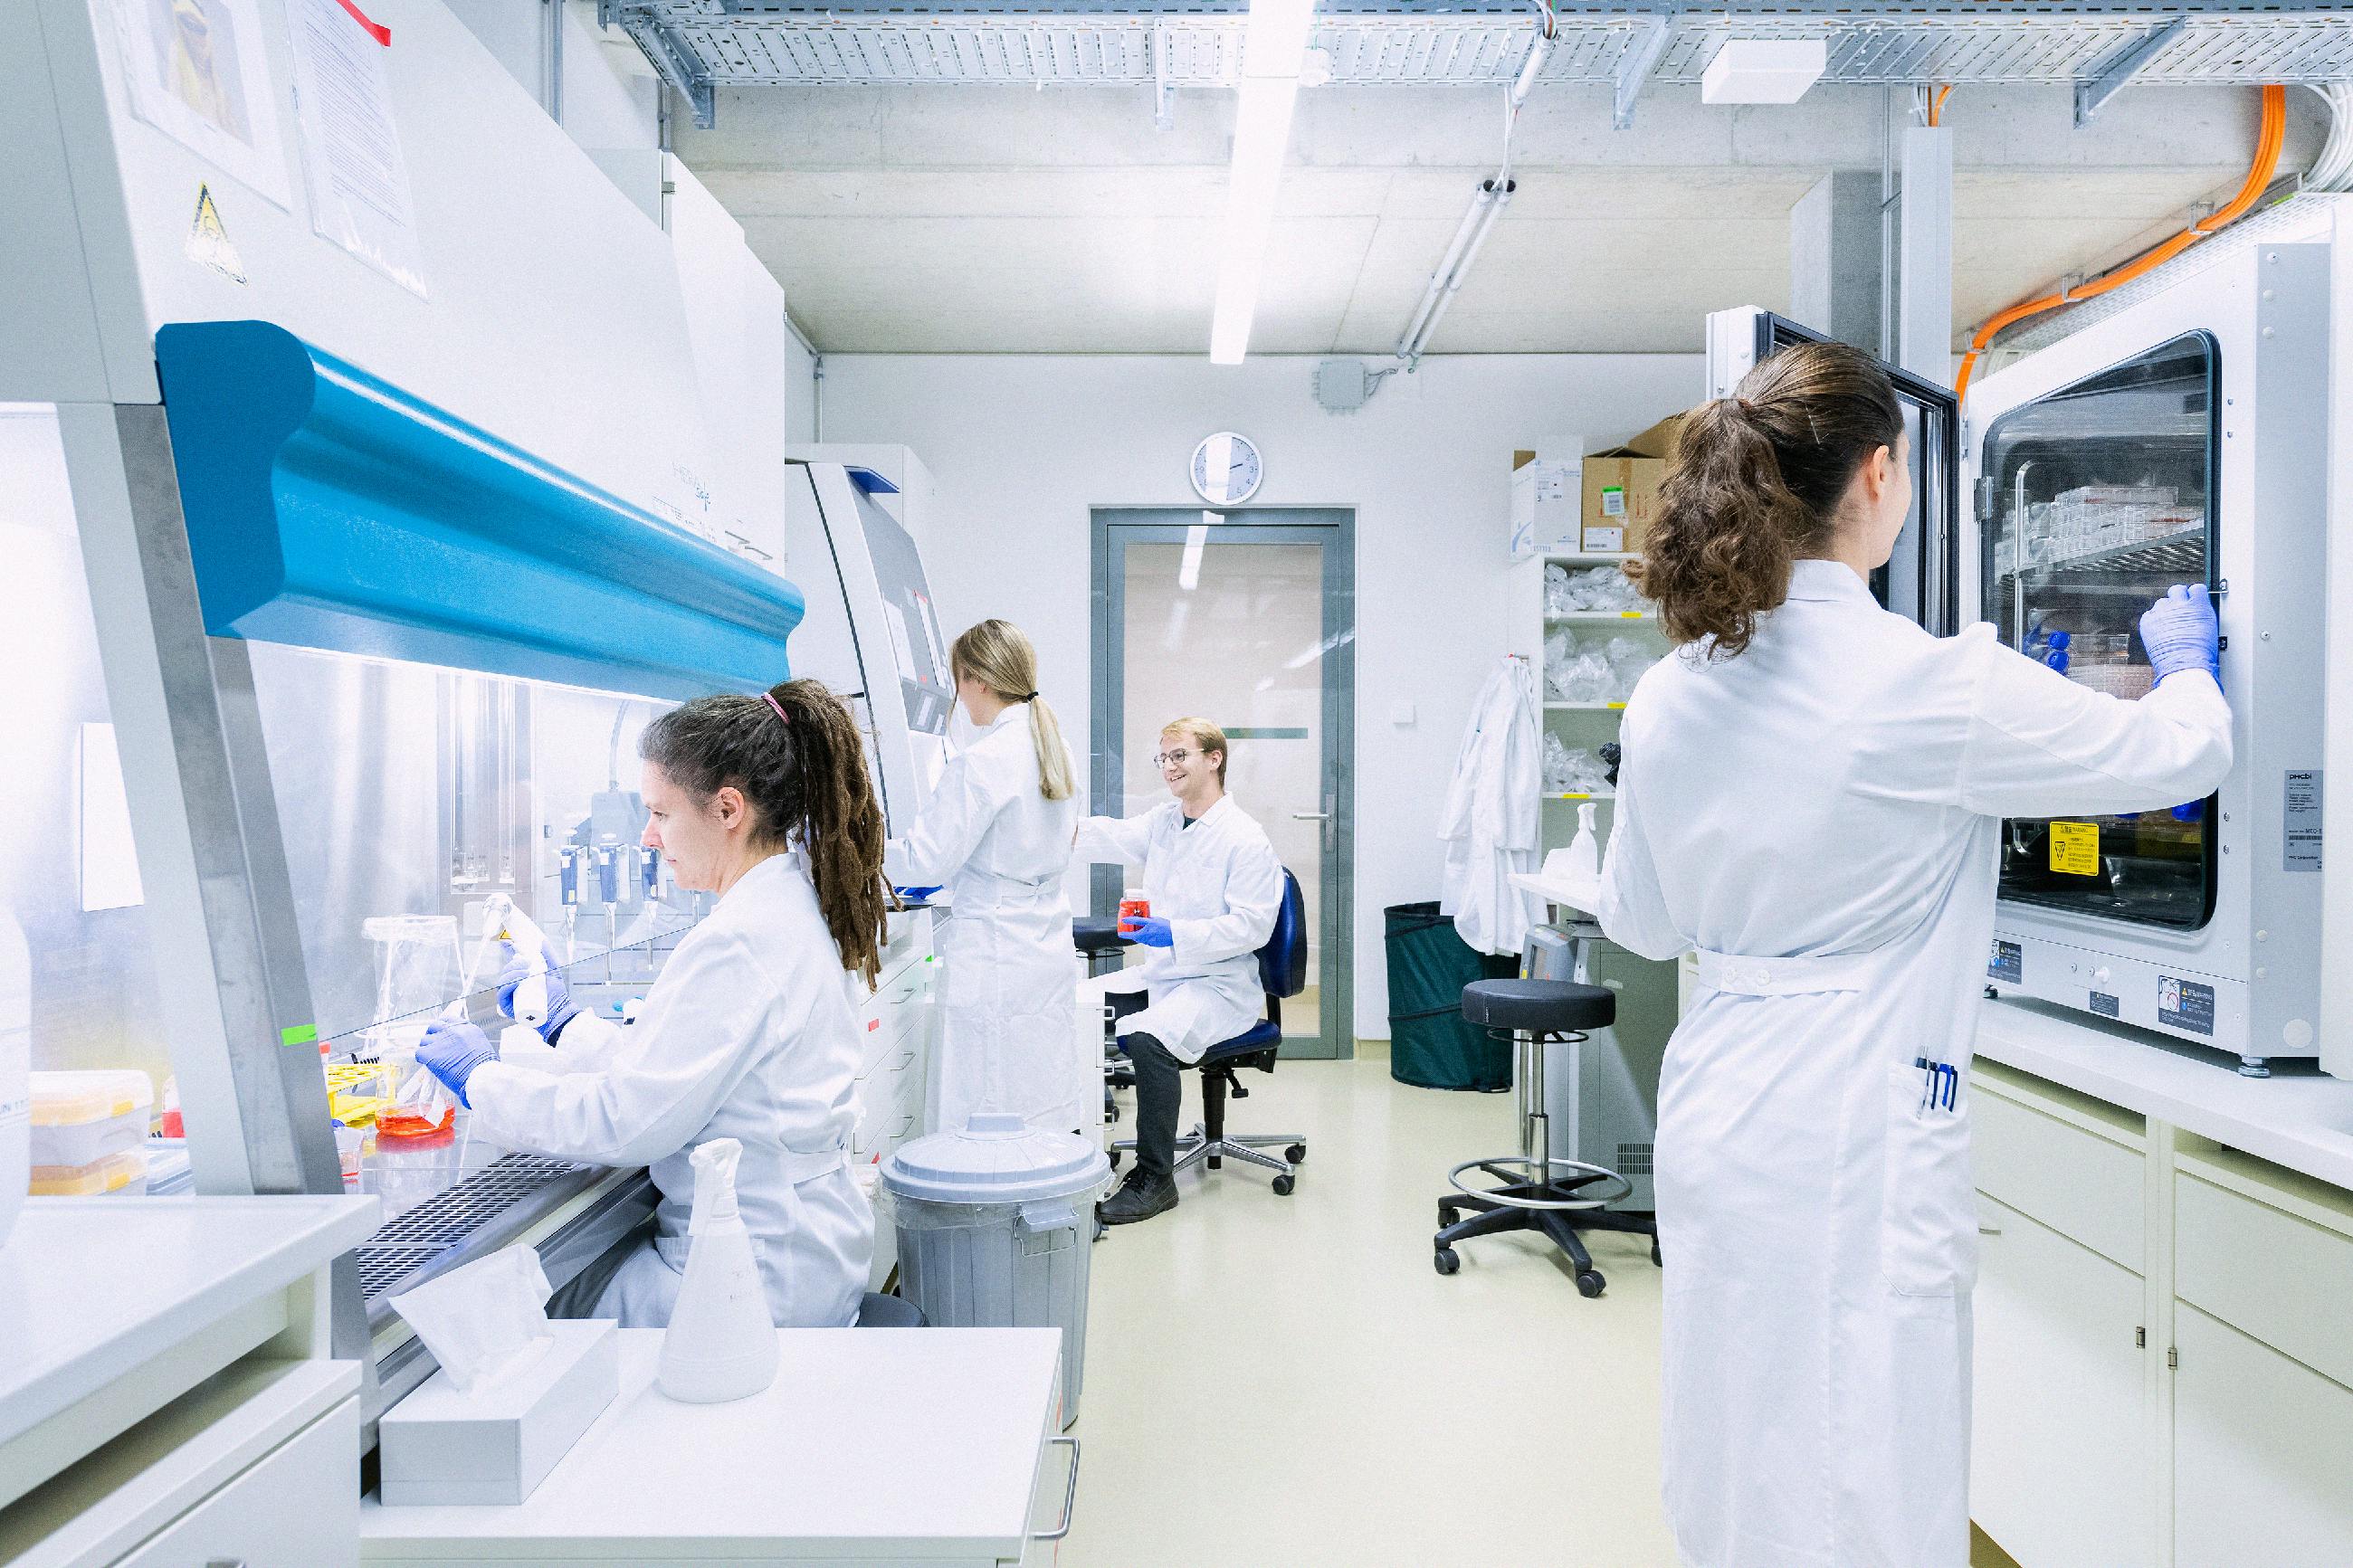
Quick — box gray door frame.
[1090,508,1357,1059]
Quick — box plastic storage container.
[31,1147,148,1197]
[28,1070,154,1170]
[881,1114,1110,1427]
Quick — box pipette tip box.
[379,1317,620,1506]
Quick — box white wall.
[820,352,1703,1039]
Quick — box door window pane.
[1120,533,1327,1043]
[1980,332,2217,930]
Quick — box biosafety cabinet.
[1711,242,2329,1077]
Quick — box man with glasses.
[1078,717,1284,1224]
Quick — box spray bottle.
[658,1138,778,1403]
[1566,800,1602,886]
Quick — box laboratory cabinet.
[0,1198,376,1568]
[1965,1053,2353,1567]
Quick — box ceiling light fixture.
[1208,0,1319,365]
[1700,40,1827,105]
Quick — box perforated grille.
[354,1153,586,1301]
[1616,1141,1655,1177]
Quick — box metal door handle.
[1034,1436,1081,1540]
[1291,811,1331,821]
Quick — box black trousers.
[1110,993,1183,1183]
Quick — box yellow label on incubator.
[2050,821,2101,876]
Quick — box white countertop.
[1976,997,2353,1192]
[0,1195,380,1449]
[361,1326,1063,1561]
[1511,870,1601,915]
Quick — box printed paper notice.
[113,0,292,208]
[2049,821,2101,877]
[289,0,427,297]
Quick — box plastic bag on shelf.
[1545,563,1574,614]
[1558,649,1613,703]
[1605,635,1655,701]
[1542,733,1577,793]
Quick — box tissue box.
[380,1318,620,1506]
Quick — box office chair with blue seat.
[1108,868,1310,1195]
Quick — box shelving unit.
[1510,551,1667,849]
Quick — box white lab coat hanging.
[1075,796,1285,1063]
[889,704,1088,1135]
[1598,561,2230,1568]
[464,852,873,1331]
[1438,655,1541,956]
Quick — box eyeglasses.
[1153,749,1196,767]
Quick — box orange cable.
[1955,84,2286,403]
[1930,85,1953,128]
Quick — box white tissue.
[388,1244,556,1395]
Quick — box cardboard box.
[1510,448,1583,558]
[1581,414,1683,555]
[379,1317,620,1506]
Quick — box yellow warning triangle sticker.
[186,183,247,284]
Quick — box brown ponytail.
[640,679,891,984]
[1631,340,1904,659]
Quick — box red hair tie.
[761,692,789,725]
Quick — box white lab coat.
[466,853,872,1331]
[1074,796,1284,1064]
[1439,656,1541,956]
[888,704,1087,1136]
[1598,561,2230,1568]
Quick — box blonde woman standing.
[888,620,1087,1135]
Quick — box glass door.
[1091,511,1355,1058]
[1977,332,2220,930]
[1724,311,1962,634]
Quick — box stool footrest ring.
[1445,1155,1633,1212]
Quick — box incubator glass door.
[1978,332,2218,930]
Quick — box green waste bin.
[1384,902,1519,1091]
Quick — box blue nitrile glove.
[895,886,943,904]
[2139,584,2220,684]
[497,942,577,1042]
[1120,916,1176,948]
[418,1018,498,1108]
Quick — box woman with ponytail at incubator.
[888,619,1088,1136]
[416,679,888,1330]
[1596,341,2232,1567]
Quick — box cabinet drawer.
[857,1001,926,1079]
[2176,1172,2353,1389]
[117,1397,359,1567]
[2173,1304,2353,1568]
[1971,1079,2145,1273]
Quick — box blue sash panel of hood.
[153,320,802,701]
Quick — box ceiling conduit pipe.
[1396,17,1552,369]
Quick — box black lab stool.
[1433,978,1658,1297]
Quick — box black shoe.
[1098,1174,1177,1226]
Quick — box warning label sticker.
[1987,940,2023,984]
[2158,976,2216,1037]
[2050,821,2101,877]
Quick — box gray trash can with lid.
[881,1113,1111,1427]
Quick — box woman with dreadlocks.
[418,679,891,1328]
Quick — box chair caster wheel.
[1285,1144,1307,1164]
[1651,1239,1662,1268]
[1107,1150,1122,1171]
[1272,1174,1295,1196]
[1434,1248,1461,1276]
[1576,1270,1606,1299]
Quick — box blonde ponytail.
[948,618,1074,802]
